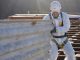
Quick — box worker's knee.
[65,50,75,57]
[67,55,76,60]
[65,56,76,60]
[65,52,76,60]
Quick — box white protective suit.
[43,1,76,60]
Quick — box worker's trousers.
[49,37,76,60]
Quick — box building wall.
[0,0,80,19]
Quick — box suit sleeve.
[56,14,70,33]
[42,15,50,20]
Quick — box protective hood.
[50,1,61,13]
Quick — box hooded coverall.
[43,12,76,60]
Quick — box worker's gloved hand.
[31,21,37,25]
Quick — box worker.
[43,1,76,60]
